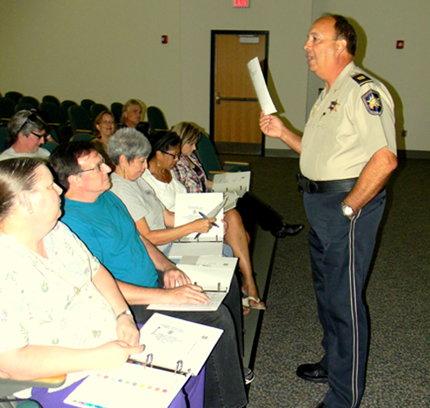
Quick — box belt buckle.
[297,173,318,193]
[308,180,318,193]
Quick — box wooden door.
[210,31,269,155]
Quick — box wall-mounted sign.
[233,0,249,7]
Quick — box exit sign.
[234,0,249,7]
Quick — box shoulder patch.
[361,90,383,116]
[351,73,373,87]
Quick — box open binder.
[169,193,225,259]
[212,171,251,195]
[148,257,238,312]
[64,313,223,408]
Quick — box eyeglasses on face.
[78,158,106,174]
[161,150,181,159]
[30,132,47,139]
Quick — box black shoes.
[316,403,329,408]
[296,362,328,383]
[271,223,304,238]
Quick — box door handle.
[215,92,258,104]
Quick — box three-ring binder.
[129,351,191,377]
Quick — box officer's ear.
[336,38,348,55]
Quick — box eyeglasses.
[17,112,44,135]
[161,151,181,159]
[30,132,47,139]
[79,158,106,174]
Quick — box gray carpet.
[222,155,430,407]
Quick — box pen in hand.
[194,212,219,240]
[198,212,219,228]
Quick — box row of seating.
[1,92,171,144]
[0,91,245,175]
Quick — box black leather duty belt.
[297,173,358,194]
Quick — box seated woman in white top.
[0,157,204,408]
[142,131,265,311]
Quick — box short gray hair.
[8,110,48,145]
[108,127,152,165]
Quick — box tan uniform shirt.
[300,62,397,181]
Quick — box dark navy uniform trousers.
[303,189,386,408]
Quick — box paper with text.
[212,171,250,195]
[174,193,224,242]
[64,314,223,408]
[248,56,277,115]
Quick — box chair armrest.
[0,374,66,397]
[222,162,250,172]
[32,374,67,386]
[223,161,250,166]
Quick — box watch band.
[116,309,132,320]
[341,202,355,217]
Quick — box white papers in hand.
[247,56,277,115]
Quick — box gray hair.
[108,127,152,165]
[0,158,45,222]
[7,110,48,145]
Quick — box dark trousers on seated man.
[131,272,246,408]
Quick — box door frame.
[209,30,270,155]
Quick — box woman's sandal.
[242,295,266,310]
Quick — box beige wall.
[0,1,428,152]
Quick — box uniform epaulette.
[351,73,373,87]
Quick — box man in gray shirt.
[0,110,51,161]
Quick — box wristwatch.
[341,202,355,218]
[116,309,132,320]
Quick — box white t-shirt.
[142,169,187,211]
[0,146,50,161]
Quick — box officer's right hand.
[260,111,284,139]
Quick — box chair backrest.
[110,102,123,124]
[4,91,23,105]
[90,103,109,120]
[80,99,95,114]
[0,127,9,153]
[42,95,61,107]
[60,100,77,119]
[18,96,39,109]
[39,102,67,126]
[14,103,35,113]
[40,141,59,153]
[0,97,16,125]
[195,132,222,173]
[68,105,93,135]
[70,133,94,142]
[147,106,168,133]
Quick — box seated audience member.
[0,158,200,407]
[118,99,149,136]
[48,142,248,408]
[172,122,304,238]
[108,128,216,256]
[143,131,266,311]
[93,110,116,146]
[0,110,51,161]
[92,110,116,170]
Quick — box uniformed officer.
[260,14,397,408]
